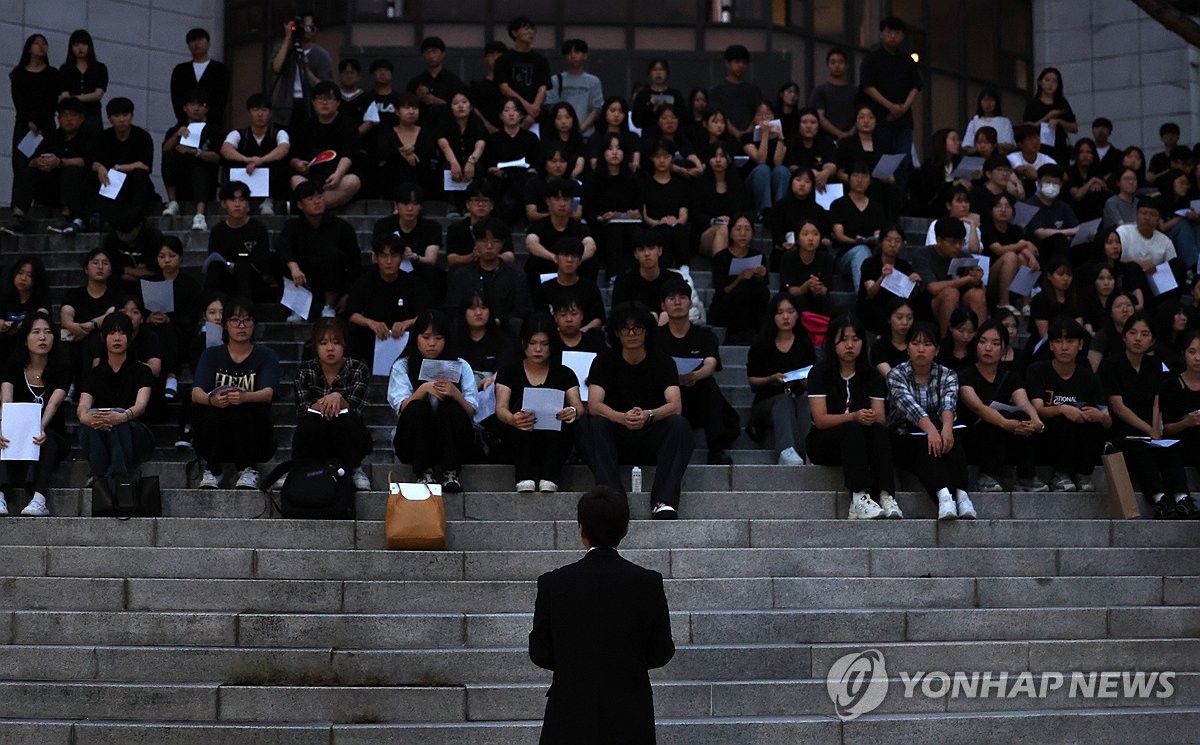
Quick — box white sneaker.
[191,213,208,231]
[0,493,8,516]
[848,492,884,520]
[937,494,958,521]
[538,480,558,493]
[286,312,305,323]
[516,479,536,493]
[21,492,49,517]
[956,493,977,520]
[198,471,221,489]
[777,447,805,466]
[235,467,260,489]
[259,198,275,216]
[352,468,371,490]
[162,200,180,216]
[878,492,904,519]
[320,305,336,318]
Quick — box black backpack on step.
[260,460,356,519]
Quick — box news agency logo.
[826,649,1178,721]
[826,649,889,721]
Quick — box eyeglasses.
[227,316,254,327]
[619,326,646,335]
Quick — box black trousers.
[590,220,636,280]
[679,378,739,450]
[506,424,575,483]
[576,414,694,508]
[892,431,969,500]
[194,402,276,471]
[11,164,88,216]
[1115,437,1189,498]
[965,420,1036,479]
[161,150,217,202]
[1039,418,1106,475]
[0,429,68,495]
[807,422,896,495]
[393,397,474,474]
[709,279,769,337]
[203,260,278,304]
[97,170,155,223]
[292,411,373,469]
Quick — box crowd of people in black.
[2,15,1200,522]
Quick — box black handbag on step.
[92,474,162,518]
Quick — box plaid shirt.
[886,361,958,432]
[293,357,370,414]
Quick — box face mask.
[1040,183,1061,199]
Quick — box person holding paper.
[357,58,404,137]
[0,312,69,517]
[746,294,816,466]
[858,225,920,335]
[277,181,362,319]
[583,132,645,278]
[346,233,424,368]
[1153,174,1200,274]
[1100,311,1190,517]
[9,97,96,235]
[286,80,362,209]
[387,309,478,493]
[445,217,532,340]
[829,160,885,292]
[92,97,156,223]
[495,314,583,493]
[912,128,969,217]
[807,315,899,519]
[76,313,155,486]
[659,280,739,466]
[1160,329,1200,516]
[914,217,987,337]
[958,320,1047,492]
[533,237,606,334]
[5,34,61,234]
[435,88,487,206]
[1021,67,1076,167]
[885,321,976,520]
[204,181,276,301]
[160,89,220,231]
[145,236,202,403]
[781,218,835,317]
[292,318,373,491]
[190,298,280,490]
[1026,317,1111,492]
[220,93,291,215]
[690,141,751,259]
[740,101,790,216]
[709,214,769,345]
[578,302,693,519]
[981,192,1040,310]
[482,98,541,222]
[632,58,683,133]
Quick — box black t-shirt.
[583,170,643,217]
[551,329,608,362]
[710,248,767,296]
[807,361,886,414]
[588,349,677,412]
[611,270,683,316]
[95,126,155,170]
[1030,291,1079,324]
[859,48,921,127]
[1025,360,1106,408]
[10,65,62,134]
[1023,197,1079,234]
[103,224,165,277]
[163,121,220,157]
[534,279,605,327]
[524,218,591,280]
[469,78,506,130]
[870,337,908,370]
[493,50,551,104]
[784,136,837,173]
[658,324,722,371]
[980,219,1028,258]
[482,128,541,170]
[458,331,517,376]
[958,364,1025,425]
[1100,354,1163,437]
[642,175,690,220]
[371,215,443,254]
[345,271,425,327]
[289,114,359,164]
[935,346,976,372]
[828,195,886,249]
[208,219,272,267]
[35,127,97,167]
[780,251,835,315]
[495,361,579,412]
[80,358,154,410]
[59,62,109,118]
[747,335,816,404]
[434,109,488,166]
[2,358,68,434]
[1159,374,1200,427]
[61,285,125,325]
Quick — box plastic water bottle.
[630,466,642,493]
[336,468,345,477]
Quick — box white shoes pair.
[848,492,903,520]
[937,491,977,521]
[0,492,49,517]
[516,480,558,493]
[198,467,259,489]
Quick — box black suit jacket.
[529,546,675,745]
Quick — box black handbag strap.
[259,460,294,494]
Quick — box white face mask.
[1040,183,1061,199]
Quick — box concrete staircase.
[1,204,1198,743]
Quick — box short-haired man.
[277,181,362,320]
[1147,121,1182,183]
[708,44,763,139]
[220,93,291,216]
[544,38,604,139]
[406,36,464,112]
[533,236,605,333]
[287,80,362,208]
[578,302,695,519]
[1117,198,1183,275]
[205,180,275,301]
[611,227,691,326]
[270,11,334,126]
[345,232,425,368]
[5,97,97,235]
[93,96,156,222]
[915,216,987,335]
[444,182,514,266]
[810,47,856,142]
[494,17,550,129]
[170,27,230,129]
[445,215,532,338]
[161,88,221,230]
[524,178,597,289]
[1022,164,1079,259]
[1091,117,1122,178]
[529,486,675,743]
[859,17,922,191]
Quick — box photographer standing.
[270,12,333,127]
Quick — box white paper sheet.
[782,366,812,383]
[561,351,596,402]
[399,259,414,273]
[752,119,783,139]
[949,156,985,181]
[813,182,843,211]
[418,358,461,383]
[523,387,565,431]
[1039,122,1055,146]
[472,382,497,424]
[1150,263,1178,296]
[98,169,126,200]
[728,254,763,276]
[228,167,270,197]
[989,401,1024,415]
[180,122,205,149]
[0,402,41,461]
[609,217,643,224]
[497,158,528,170]
[443,171,470,191]
[539,272,558,284]
[528,123,540,140]
[372,332,409,377]
[16,131,42,159]
[204,321,223,348]
[947,254,990,285]
[673,357,703,375]
[1070,217,1100,247]
[871,153,906,180]
[1007,265,1042,297]
[880,270,916,298]
[280,278,313,319]
[362,101,380,123]
[733,155,750,167]
[1013,201,1039,228]
[139,279,175,313]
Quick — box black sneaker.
[49,218,85,235]
[1153,499,1178,520]
[1175,495,1199,519]
[0,215,28,236]
[707,449,733,466]
[652,503,678,520]
[441,470,463,493]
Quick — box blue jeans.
[1166,220,1200,269]
[835,244,873,292]
[746,164,791,211]
[79,413,154,478]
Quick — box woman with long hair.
[0,255,50,362]
[741,100,790,216]
[7,34,61,182]
[1102,167,1140,228]
[1023,66,1077,165]
[582,132,643,279]
[858,225,919,335]
[632,59,684,134]
[963,88,1015,154]
[59,29,108,132]
[435,87,487,201]
[709,213,770,345]
[1160,329,1200,516]
[691,140,751,258]
[1065,138,1110,222]
[587,96,641,173]
[746,293,816,466]
[544,101,586,180]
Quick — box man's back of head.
[577,486,629,549]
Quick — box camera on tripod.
[290,15,308,52]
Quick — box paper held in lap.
[880,270,915,298]
[0,402,41,461]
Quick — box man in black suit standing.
[529,486,676,744]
